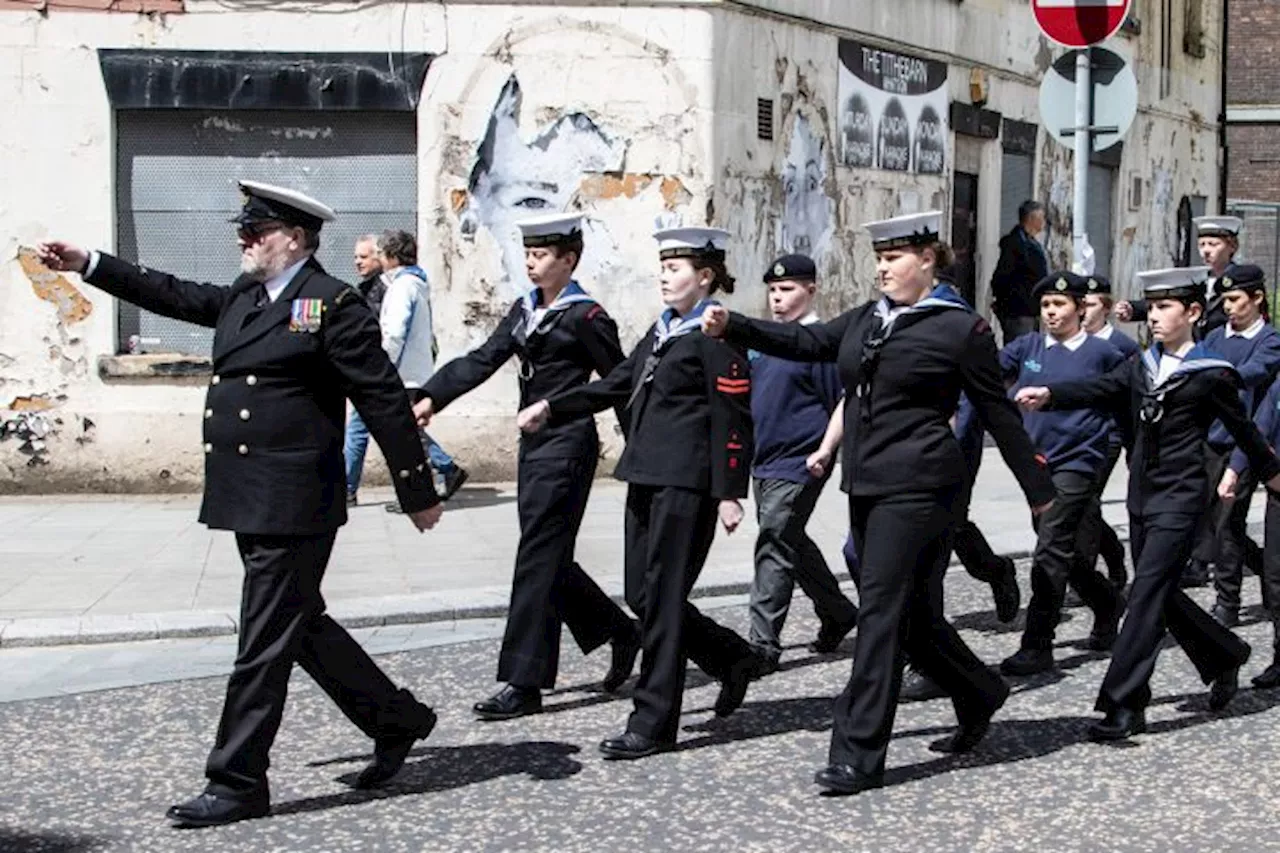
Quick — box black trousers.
[1214,464,1262,613]
[623,485,754,743]
[1097,513,1251,713]
[1094,437,1128,583]
[829,489,1007,778]
[206,532,434,799]
[1022,469,1121,650]
[1262,493,1280,652]
[500,454,634,688]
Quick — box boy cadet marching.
[1018,266,1280,740]
[413,212,640,721]
[745,253,858,674]
[518,226,763,759]
[37,181,444,828]
[996,271,1126,677]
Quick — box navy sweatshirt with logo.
[749,347,843,484]
[1000,332,1126,476]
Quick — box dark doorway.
[952,171,980,308]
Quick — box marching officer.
[36,180,443,828]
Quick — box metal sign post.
[1072,49,1091,271]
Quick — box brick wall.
[1228,125,1280,203]
[1228,0,1280,104]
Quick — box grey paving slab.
[2,574,1280,851]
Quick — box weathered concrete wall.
[0,0,1222,491]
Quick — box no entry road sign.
[1033,0,1130,48]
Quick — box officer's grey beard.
[240,244,307,280]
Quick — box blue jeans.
[343,408,455,496]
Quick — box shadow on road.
[282,740,582,816]
[0,829,110,853]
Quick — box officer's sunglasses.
[236,220,289,243]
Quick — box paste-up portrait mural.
[458,75,628,295]
[779,113,834,259]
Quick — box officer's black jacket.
[546,328,752,500]
[722,303,1056,507]
[86,252,438,534]
[1049,355,1280,517]
[421,298,626,460]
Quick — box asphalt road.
[4,568,1280,853]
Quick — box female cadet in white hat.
[701,211,1056,794]
[517,225,763,759]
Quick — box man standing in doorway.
[991,201,1049,345]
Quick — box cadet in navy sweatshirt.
[1082,275,1140,591]
[1197,264,1280,624]
[1223,377,1280,688]
[997,272,1127,677]
[747,254,858,671]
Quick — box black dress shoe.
[813,763,882,795]
[473,684,542,721]
[999,647,1054,676]
[1087,707,1146,741]
[991,557,1021,624]
[1063,588,1085,609]
[1252,660,1280,689]
[599,731,668,760]
[809,610,858,653]
[714,655,757,717]
[930,679,1008,754]
[602,627,641,693]
[441,466,470,501]
[1211,604,1240,629]
[353,709,437,789]
[900,667,947,702]
[1209,661,1246,711]
[166,792,269,828]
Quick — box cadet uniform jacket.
[86,252,439,535]
[723,300,1055,506]
[547,328,753,500]
[421,297,626,461]
[1049,348,1280,517]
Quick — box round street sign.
[1039,46,1138,153]
[1033,0,1131,48]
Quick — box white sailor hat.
[516,212,584,248]
[653,226,731,260]
[232,180,336,230]
[1136,266,1211,301]
[863,211,943,251]
[1193,216,1243,239]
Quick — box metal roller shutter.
[114,109,417,355]
[999,152,1035,233]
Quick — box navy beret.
[1084,274,1111,295]
[1214,264,1267,296]
[763,254,817,283]
[1031,271,1089,302]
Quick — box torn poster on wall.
[837,39,949,175]
[457,75,629,297]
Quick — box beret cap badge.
[773,263,786,277]
[1055,277,1068,291]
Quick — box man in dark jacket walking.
[991,201,1049,344]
